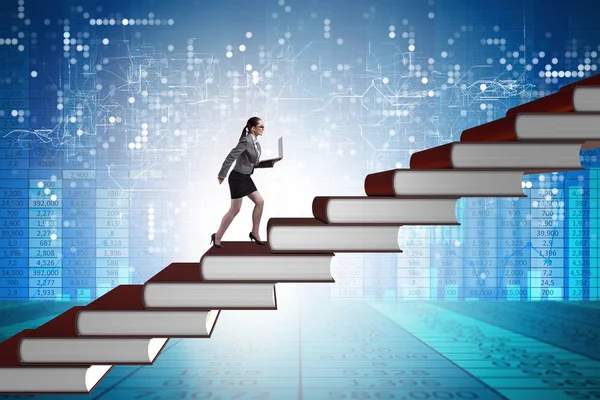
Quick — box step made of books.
[2,73,599,394]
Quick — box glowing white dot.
[408,44,415,52]
[428,90,435,97]
[382,77,389,84]
[161,116,168,123]
[246,64,253,71]
[128,97,135,104]
[69,116,76,123]
[50,194,57,201]
[421,77,428,84]
[480,103,487,110]
[226,51,233,58]
[311,64,317,71]
[337,38,343,45]
[102,38,109,45]
[50,234,57,240]
[128,142,135,149]
[239,44,246,52]
[11,110,18,117]
[57,104,63,110]
[389,32,396,39]
[122,18,129,25]
[109,116,116,123]
[246,32,252,38]
[428,12,435,19]
[31,70,38,78]
[142,123,148,129]
[135,142,142,149]
[37,181,44,188]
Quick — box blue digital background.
[2,0,600,398]
[1,0,599,302]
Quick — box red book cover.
[84,284,145,310]
[0,330,34,366]
[145,262,202,283]
[409,143,455,169]
[363,169,397,196]
[506,73,600,115]
[506,89,575,115]
[22,307,82,338]
[460,115,518,142]
[560,73,600,91]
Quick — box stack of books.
[2,72,600,394]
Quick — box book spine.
[460,115,518,142]
[0,331,33,366]
[506,89,575,116]
[409,143,454,169]
[311,197,330,223]
[364,170,397,196]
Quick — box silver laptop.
[261,136,283,164]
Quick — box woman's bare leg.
[247,191,264,240]
[215,198,243,244]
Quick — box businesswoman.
[211,117,266,248]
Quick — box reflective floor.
[1,288,600,400]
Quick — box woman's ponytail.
[239,126,248,140]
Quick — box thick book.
[9,308,168,365]
[506,87,600,114]
[77,285,220,337]
[199,242,335,282]
[312,196,459,225]
[144,262,277,309]
[266,218,404,253]
[461,113,600,142]
[0,331,112,394]
[364,169,526,198]
[409,141,586,172]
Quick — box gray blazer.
[218,134,262,178]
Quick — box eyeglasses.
[256,125,265,129]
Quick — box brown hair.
[239,116,262,140]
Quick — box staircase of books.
[2,73,600,394]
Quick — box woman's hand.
[218,177,224,184]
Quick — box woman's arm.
[218,136,249,179]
